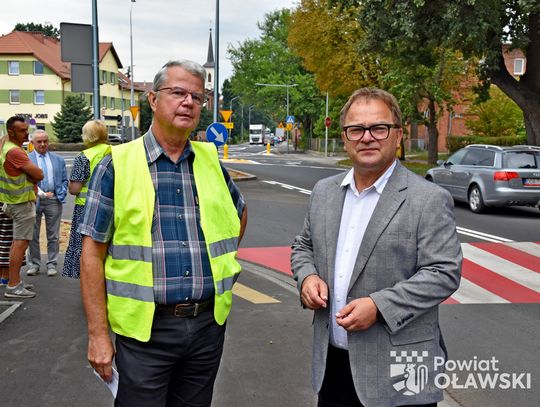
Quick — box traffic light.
[117,115,123,125]
[126,67,131,78]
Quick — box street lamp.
[255,83,297,153]
[129,0,136,140]
[230,95,240,111]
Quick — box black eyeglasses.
[342,123,400,141]
[155,86,206,105]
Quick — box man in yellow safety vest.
[80,60,247,407]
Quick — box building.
[203,28,215,111]
[0,30,145,139]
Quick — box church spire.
[203,28,214,68]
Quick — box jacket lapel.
[348,163,408,291]
[325,174,347,290]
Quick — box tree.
[337,1,540,147]
[327,0,475,163]
[465,87,524,138]
[139,98,153,135]
[288,0,380,97]
[14,23,60,39]
[52,95,93,143]
[227,9,323,142]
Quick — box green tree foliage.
[337,1,540,147]
[139,98,152,135]
[52,95,93,143]
[288,0,380,97]
[14,23,60,39]
[465,87,524,138]
[227,9,323,140]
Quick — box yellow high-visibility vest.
[75,143,111,205]
[105,137,241,342]
[0,141,36,204]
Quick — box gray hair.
[340,88,403,128]
[82,119,108,146]
[152,60,206,91]
[31,129,48,140]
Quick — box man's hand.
[88,334,115,382]
[336,297,378,331]
[300,274,328,310]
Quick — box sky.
[2,0,298,89]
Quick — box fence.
[308,138,345,155]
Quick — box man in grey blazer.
[291,88,462,407]
[27,130,68,276]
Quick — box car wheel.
[468,185,486,213]
[425,175,433,182]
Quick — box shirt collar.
[143,127,194,165]
[340,159,397,195]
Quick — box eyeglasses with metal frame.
[155,86,207,105]
[342,123,401,141]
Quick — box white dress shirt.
[330,160,397,349]
[38,152,55,195]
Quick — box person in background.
[26,130,68,277]
[0,116,43,298]
[80,60,247,407]
[62,120,110,279]
[0,205,20,286]
[291,88,462,407]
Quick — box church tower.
[203,28,215,93]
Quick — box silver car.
[426,144,540,213]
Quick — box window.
[110,97,115,110]
[208,73,212,83]
[33,61,44,75]
[102,96,107,109]
[461,149,495,166]
[504,152,539,169]
[34,90,45,104]
[9,90,20,104]
[101,70,107,83]
[513,58,525,75]
[110,72,115,84]
[446,148,468,166]
[8,61,19,75]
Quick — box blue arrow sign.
[286,115,295,124]
[206,122,228,146]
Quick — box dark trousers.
[318,345,437,407]
[114,308,225,407]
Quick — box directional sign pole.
[325,92,329,157]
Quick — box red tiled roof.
[0,31,123,79]
[117,71,150,93]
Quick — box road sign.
[286,123,293,131]
[325,116,331,128]
[286,115,295,124]
[278,122,284,129]
[221,122,234,129]
[130,106,139,120]
[220,110,233,122]
[206,122,228,146]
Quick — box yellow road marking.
[232,283,280,304]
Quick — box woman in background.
[62,120,110,278]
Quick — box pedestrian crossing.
[237,241,540,305]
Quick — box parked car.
[108,133,124,144]
[426,144,540,213]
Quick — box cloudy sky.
[2,0,297,88]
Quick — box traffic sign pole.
[325,92,329,157]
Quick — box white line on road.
[461,244,540,292]
[503,241,540,257]
[451,278,510,304]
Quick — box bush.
[447,134,527,153]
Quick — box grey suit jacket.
[291,161,462,407]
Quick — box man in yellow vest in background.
[80,60,247,407]
[1,116,43,299]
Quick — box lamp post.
[255,83,297,153]
[230,95,240,111]
[129,0,136,140]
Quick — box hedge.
[447,135,527,153]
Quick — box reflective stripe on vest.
[75,143,111,205]
[0,141,36,204]
[104,137,241,342]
